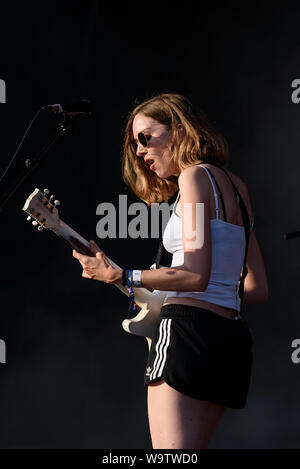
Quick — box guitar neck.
[23,187,163,312]
[54,220,92,256]
[52,220,151,303]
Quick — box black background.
[0,2,299,449]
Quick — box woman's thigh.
[147,379,226,449]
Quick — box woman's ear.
[177,123,185,139]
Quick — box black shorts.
[144,303,253,409]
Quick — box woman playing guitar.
[73,93,268,449]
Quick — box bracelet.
[122,269,143,312]
[132,270,142,287]
[126,270,135,312]
[128,286,135,313]
[122,269,143,288]
[127,269,133,287]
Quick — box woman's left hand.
[72,240,120,284]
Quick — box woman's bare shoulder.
[196,163,249,195]
[179,163,251,200]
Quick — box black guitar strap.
[153,162,251,316]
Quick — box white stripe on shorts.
[149,318,172,381]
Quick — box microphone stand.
[283,231,300,240]
[0,114,75,213]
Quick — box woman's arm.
[243,230,269,304]
[238,183,269,304]
[111,263,205,292]
[139,166,212,291]
[74,166,212,292]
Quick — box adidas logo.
[145,366,152,376]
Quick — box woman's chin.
[155,168,172,179]
[156,171,167,179]
[155,162,177,179]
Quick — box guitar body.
[122,289,167,350]
[23,188,166,350]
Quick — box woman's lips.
[145,158,155,170]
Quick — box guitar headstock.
[22,188,61,232]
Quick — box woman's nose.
[136,143,147,157]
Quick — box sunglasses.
[133,132,152,149]
[133,126,168,150]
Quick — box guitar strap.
[152,162,251,316]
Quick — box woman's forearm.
[109,266,206,292]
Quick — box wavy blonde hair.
[121,93,229,205]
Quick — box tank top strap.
[173,190,181,214]
[196,164,227,221]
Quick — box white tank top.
[162,165,250,311]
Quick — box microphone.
[42,99,92,116]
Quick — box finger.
[89,242,100,256]
[96,252,111,269]
[74,255,88,269]
[95,251,104,259]
[74,250,91,265]
[95,252,109,264]
[82,270,92,279]
[73,249,81,260]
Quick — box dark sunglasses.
[133,132,152,149]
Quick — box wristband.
[127,269,133,287]
[123,269,141,313]
[132,270,142,287]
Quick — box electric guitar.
[22,188,167,350]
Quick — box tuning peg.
[32,221,38,226]
[43,189,50,196]
[37,226,44,231]
[54,200,60,207]
[49,194,55,202]
[27,216,32,222]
